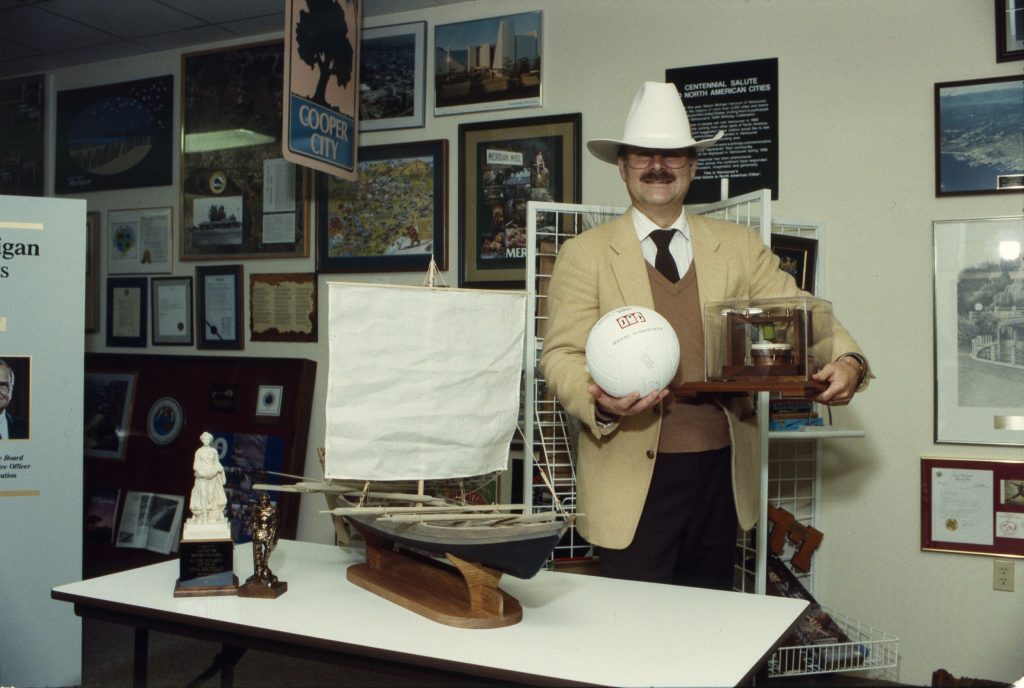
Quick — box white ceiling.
[0,0,469,79]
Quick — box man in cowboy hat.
[541,81,870,589]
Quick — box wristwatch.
[839,352,869,391]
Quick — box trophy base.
[175,538,238,597]
[237,579,288,599]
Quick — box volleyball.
[585,306,680,397]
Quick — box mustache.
[640,169,676,183]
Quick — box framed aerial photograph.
[86,210,100,333]
[359,21,426,131]
[933,216,1024,446]
[0,73,45,196]
[996,0,1024,62]
[934,75,1024,196]
[458,113,580,288]
[84,371,136,460]
[181,41,309,260]
[55,75,173,194]
[318,139,447,273]
[770,234,817,294]
[196,265,243,350]
[107,207,173,275]
[434,11,542,116]
[105,277,147,348]
[151,276,193,346]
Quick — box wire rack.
[769,607,900,677]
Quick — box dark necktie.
[649,229,679,283]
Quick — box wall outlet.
[994,559,1015,592]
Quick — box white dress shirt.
[631,207,693,277]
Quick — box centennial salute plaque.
[175,431,238,597]
[238,492,287,598]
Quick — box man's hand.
[811,356,862,405]
[588,384,668,419]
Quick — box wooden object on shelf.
[676,379,827,397]
[347,534,523,629]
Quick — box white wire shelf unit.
[524,195,896,679]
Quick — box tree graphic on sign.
[294,0,355,109]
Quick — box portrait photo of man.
[0,357,30,440]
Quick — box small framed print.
[84,371,136,460]
[151,276,193,345]
[255,385,284,417]
[85,210,100,333]
[996,0,1024,62]
[360,21,427,131]
[107,206,173,274]
[770,234,817,294]
[196,265,243,350]
[105,277,147,348]
[146,396,184,446]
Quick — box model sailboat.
[261,272,570,627]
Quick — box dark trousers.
[593,446,738,590]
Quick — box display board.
[83,353,316,577]
[0,194,85,687]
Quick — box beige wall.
[52,0,1022,683]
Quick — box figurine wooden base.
[237,579,288,599]
[347,541,522,629]
[174,538,238,597]
[677,379,828,398]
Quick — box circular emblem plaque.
[146,397,184,446]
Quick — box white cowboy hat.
[587,81,725,164]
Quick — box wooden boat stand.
[346,531,523,629]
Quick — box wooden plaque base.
[237,580,288,599]
[347,542,522,629]
[174,574,239,598]
[677,379,828,398]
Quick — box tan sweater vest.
[647,262,730,453]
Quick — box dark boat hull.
[346,514,565,579]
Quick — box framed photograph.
[0,73,45,196]
[921,456,1024,557]
[458,113,581,288]
[151,276,193,346]
[360,21,426,131]
[255,385,284,417]
[996,0,1024,62]
[933,216,1024,446]
[181,41,309,260]
[86,210,100,333]
[249,273,317,343]
[146,396,184,446]
[84,371,136,459]
[105,277,147,348]
[318,139,447,273]
[770,234,817,294]
[934,75,1024,196]
[55,75,173,194]
[435,11,542,116]
[196,265,243,350]
[107,207,173,275]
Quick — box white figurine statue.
[183,431,231,541]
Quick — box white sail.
[324,282,527,481]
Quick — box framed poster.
[922,456,1024,557]
[933,216,1024,446]
[0,73,45,196]
[458,113,581,288]
[318,139,447,273]
[181,42,309,260]
[996,0,1024,62]
[770,234,817,294]
[85,210,100,333]
[360,21,426,131]
[107,207,173,275]
[151,276,193,346]
[105,277,147,348]
[249,273,317,343]
[934,76,1024,196]
[83,371,136,460]
[196,265,243,350]
[55,75,173,194]
[434,11,542,116]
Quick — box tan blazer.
[540,210,866,549]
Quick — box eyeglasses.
[624,148,695,169]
